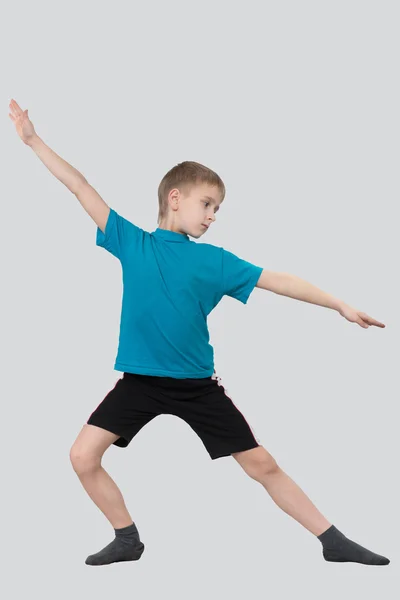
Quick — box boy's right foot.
[85,522,145,566]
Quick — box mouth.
[202,224,209,229]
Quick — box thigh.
[71,423,120,458]
[86,373,162,448]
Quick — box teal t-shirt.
[96,208,263,378]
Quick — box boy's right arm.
[29,135,110,234]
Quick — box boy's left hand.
[338,303,385,329]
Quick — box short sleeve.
[221,248,263,304]
[96,208,142,263]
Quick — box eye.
[203,201,210,207]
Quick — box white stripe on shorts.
[211,371,262,445]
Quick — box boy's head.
[157,161,225,238]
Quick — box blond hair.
[157,161,225,225]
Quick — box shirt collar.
[152,228,190,243]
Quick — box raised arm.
[9,98,110,233]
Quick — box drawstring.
[212,372,223,386]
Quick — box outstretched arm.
[256,270,385,329]
[9,98,110,232]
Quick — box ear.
[168,188,181,211]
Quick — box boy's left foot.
[318,525,390,566]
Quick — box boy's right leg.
[70,423,144,566]
[69,423,133,529]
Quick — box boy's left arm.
[256,270,385,329]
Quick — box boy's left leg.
[232,446,390,566]
[232,446,331,536]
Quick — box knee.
[250,457,280,481]
[233,445,280,480]
[69,445,101,476]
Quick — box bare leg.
[74,461,134,530]
[70,424,133,530]
[257,465,331,537]
[234,448,389,565]
[70,424,145,565]
[257,465,390,565]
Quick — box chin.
[187,226,206,239]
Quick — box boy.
[9,99,390,567]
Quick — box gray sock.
[318,525,390,566]
[85,522,145,566]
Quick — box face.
[164,182,223,238]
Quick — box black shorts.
[87,371,261,460]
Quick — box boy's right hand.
[9,99,38,146]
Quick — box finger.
[358,315,369,327]
[9,101,20,119]
[366,316,385,327]
[360,313,384,327]
[11,99,23,117]
[13,101,24,119]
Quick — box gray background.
[1,0,398,597]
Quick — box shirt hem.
[114,362,214,379]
